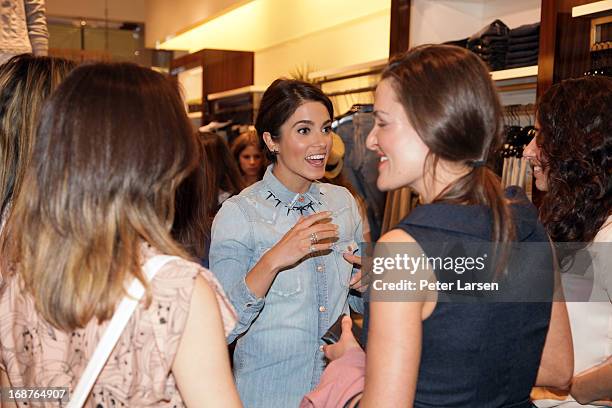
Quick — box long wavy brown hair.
[0,63,198,331]
[382,45,514,249]
[0,54,75,219]
[537,76,612,243]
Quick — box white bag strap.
[67,255,181,408]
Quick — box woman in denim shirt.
[210,79,364,408]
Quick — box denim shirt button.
[316,264,324,272]
[318,306,326,312]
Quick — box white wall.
[255,10,390,86]
[482,0,541,29]
[145,0,245,48]
[410,1,485,47]
[46,0,146,22]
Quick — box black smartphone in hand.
[321,314,364,349]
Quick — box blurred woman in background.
[201,131,244,214]
[231,129,266,187]
[0,54,74,227]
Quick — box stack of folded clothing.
[506,23,540,69]
[467,19,510,71]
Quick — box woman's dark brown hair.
[200,132,244,216]
[255,78,333,162]
[537,76,612,243]
[383,45,514,247]
[1,62,198,331]
[171,135,210,260]
[0,54,76,219]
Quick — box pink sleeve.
[300,348,366,408]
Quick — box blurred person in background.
[231,129,267,187]
[172,133,210,263]
[0,54,75,228]
[201,131,244,214]
[0,0,48,65]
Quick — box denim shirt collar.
[262,164,323,211]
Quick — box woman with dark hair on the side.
[171,133,210,261]
[301,45,573,408]
[201,131,244,214]
[210,78,364,408]
[0,63,241,407]
[525,76,612,407]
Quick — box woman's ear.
[263,132,278,154]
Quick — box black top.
[365,187,553,408]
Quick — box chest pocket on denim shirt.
[255,245,303,297]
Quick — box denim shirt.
[210,165,363,408]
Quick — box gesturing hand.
[344,253,367,293]
[264,211,339,272]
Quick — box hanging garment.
[334,106,386,241]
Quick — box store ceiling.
[156,0,390,53]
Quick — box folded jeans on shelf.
[509,22,540,38]
[468,36,509,48]
[468,19,510,41]
[506,60,539,69]
[506,49,539,59]
[508,42,539,53]
[469,43,508,54]
[506,55,539,64]
[508,34,539,45]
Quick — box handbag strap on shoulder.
[66,255,181,408]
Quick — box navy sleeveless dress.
[364,187,553,408]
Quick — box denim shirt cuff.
[231,275,265,313]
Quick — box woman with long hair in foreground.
[0,63,242,407]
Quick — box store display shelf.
[572,0,612,17]
[207,85,267,101]
[490,65,538,81]
[187,111,202,119]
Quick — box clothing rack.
[503,103,536,116]
[499,103,536,200]
[309,59,387,85]
[324,86,376,98]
